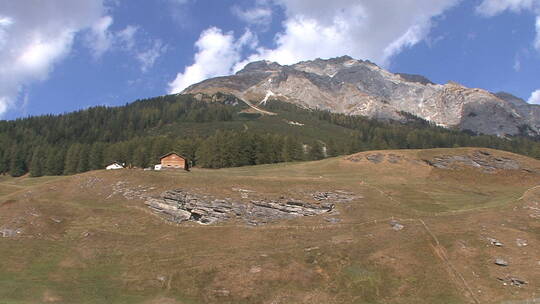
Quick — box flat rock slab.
[424,151,526,173]
[146,189,335,225]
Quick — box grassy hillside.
[0,147,539,303]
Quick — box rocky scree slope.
[183,56,540,137]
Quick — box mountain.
[183,55,540,137]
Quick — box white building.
[154,164,162,171]
[106,162,125,170]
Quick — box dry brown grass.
[0,147,538,304]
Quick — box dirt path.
[359,180,401,206]
[418,219,480,304]
[517,185,540,201]
[434,184,540,217]
[241,99,276,115]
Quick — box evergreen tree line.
[266,100,540,158]
[0,94,238,145]
[6,132,318,177]
[1,94,539,177]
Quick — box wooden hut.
[158,152,189,171]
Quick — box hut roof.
[159,152,187,160]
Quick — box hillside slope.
[183,56,540,137]
[3,93,540,178]
[1,148,539,304]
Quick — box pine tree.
[150,137,170,164]
[326,139,341,157]
[30,146,45,177]
[132,145,148,168]
[9,145,26,177]
[76,144,90,173]
[89,142,105,170]
[0,148,8,174]
[46,146,65,176]
[308,141,324,160]
[64,144,81,175]
[282,136,303,162]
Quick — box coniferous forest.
[1,93,539,177]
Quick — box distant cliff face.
[183,56,540,136]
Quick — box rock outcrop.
[424,150,523,172]
[183,56,540,137]
[145,189,335,225]
[346,150,537,174]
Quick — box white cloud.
[535,16,540,49]
[264,0,459,66]
[136,40,167,72]
[169,0,460,93]
[0,16,13,49]
[86,15,114,58]
[168,27,256,93]
[514,54,521,71]
[86,17,166,72]
[117,25,139,50]
[86,20,166,72]
[476,0,540,50]
[170,0,460,92]
[85,17,143,58]
[232,2,273,27]
[476,0,535,16]
[528,89,540,104]
[0,0,107,116]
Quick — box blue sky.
[1,0,540,120]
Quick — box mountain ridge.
[183,56,540,137]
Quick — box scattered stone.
[488,237,503,247]
[366,153,384,163]
[325,217,341,223]
[497,276,528,287]
[0,229,13,237]
[249,266,262,273]
[50,217,63,224]
[108,181,153,200]
[390,220,404,231]
[79,176,104,189]
[346,155,362,162]
[212,289,230,297]
[232,188,255,199]
[312,190,358,203]
[509,277,528,287]
[495,258,509,266]
[146,189,334,225]
[0,228,21,237]
[387,154,405,164]
[516,239,528,247]
[305,246,320,252]
[156,275,167,282]
[424,151,527,173]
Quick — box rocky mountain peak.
[396,73,435,85]
[183,55,540,137]
[494,92,529,106]
[237,60,282,74]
